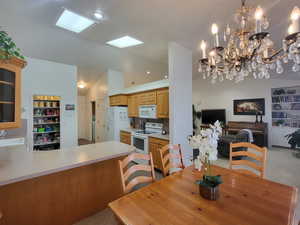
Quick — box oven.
[132,134,149,154]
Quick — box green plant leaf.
[0,30,25,60]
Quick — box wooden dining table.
[109,165,298,225]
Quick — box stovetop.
[133,122,163,136]
[135,130,154,135]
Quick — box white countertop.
[0,136,25,147]
[121,128,141,134]
[148,133,170,141]
[0,141,134,186]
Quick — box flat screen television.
[201,109,226,125]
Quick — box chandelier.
[198,0,300,83]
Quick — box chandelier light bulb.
[200,40,207,50]
[288,24,295,34]
[290,6,300,33]
[255,6,263,33]
[254,6,264,21]
[211,23,219,34]
[200,40,207,58]
[290,7,300,21]
[211,23,220,47]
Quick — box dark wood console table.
[226,121,268,147]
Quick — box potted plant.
[189,121,223,200]
[0,30,25,60]
[285,129,300,158]
[285,129,300,149]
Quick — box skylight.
[56,9,95,33]
[106,36,144,48]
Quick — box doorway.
[91,101,96,143]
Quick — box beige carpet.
[75,147,300,225]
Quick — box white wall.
[22,57,78,150]
[107,69,124,96]
[122,53,168,88]
[169,42,193,165]
[86,73,109,142]
[77,95,88,139]
[192,77,300,147]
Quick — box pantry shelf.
[33,95,61,151]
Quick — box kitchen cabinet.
[156,88,169,118]
[0,57,26,130]
[120,131,131,145]
[109,95,128,106]
[120,88,169,118]
[148,137,169,171]
[128,94,139,117]
[138,90,156,105]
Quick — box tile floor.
[75,147,300,225]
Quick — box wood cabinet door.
[157,89,169,118]
[109,95,128,106]
[133,95,139,116]
[120,131,131,145]
[0,61,22,129]
[138,91,156,105]
[127,96,134,117]
[109,96,116,106]
[128,95,138,118]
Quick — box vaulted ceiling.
[1,0,299,85]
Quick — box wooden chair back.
[119,153,156,194]
[230,142,267,178]
[159,144,185,176]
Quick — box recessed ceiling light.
[106,36,144,48]
[78,82,86,89]
[56,9,95,33]
[94,10,104,20]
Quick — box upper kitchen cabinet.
[157,88,169,118]
[0,57,26,129]
[138,90,156,105]
[109,94,128,106]
[128,94,139,118]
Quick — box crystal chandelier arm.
[265,49,284,63]
[250,40,263,60]
[262,36,298,63]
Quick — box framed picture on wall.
[233,98,265,115]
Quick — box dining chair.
[159,144,185,176]
[230,142,267,178]
[119,152,156,194]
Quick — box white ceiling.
[1,0,299,85]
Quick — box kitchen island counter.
[0,141,134,225]
[0,141,134,186]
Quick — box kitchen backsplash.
[131,118,169,133]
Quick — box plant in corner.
[0,30,25,60]
[285,129,300,158]
[188,120,223,200]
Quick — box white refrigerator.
[107,107,130,141]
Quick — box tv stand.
[200,124,210,129]
[226,121,268,147]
